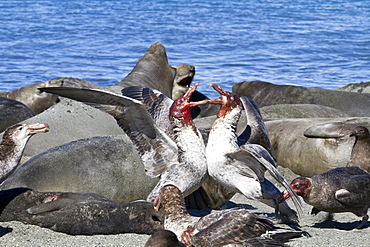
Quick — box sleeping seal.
[0,188,163,235]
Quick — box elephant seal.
[265,118,370,177]
[1,78,101,116]
[171,64,195,100]
[0,188,163,235]
[347,126,370,172]
[260,104,349,119]
[0,135,159,204]
[233,81,370,117]
[4,80,62,114]
[0,98,35,133]
[114,42,176,97]
[107,42,217,118]
[337,81,370,94]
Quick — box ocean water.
[0,0,369,99]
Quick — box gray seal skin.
[260,104,349,119]
[0,98,36,133]
[0,78,102,125]
[0,135,159,204]
[0,188,163,235]
[2,99,124,163]
[114,42,176,97]
[265,118,370,177]
[171,64,195,100]
[347,126,370,172]
[233,80,370,117]
[108,42,218,118]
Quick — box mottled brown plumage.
[154,184,276,246]
[0,123,49,182]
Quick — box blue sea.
[1,0,369,99]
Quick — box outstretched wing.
[227,144,302,216]
[121,86,174,137]
[39,87,179,177]
[238,96,272,152]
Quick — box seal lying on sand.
[0,187,163,235]
[265,118,370,177]
[233,80,370,117]
[0,135,159,204]
[39,84,208,204]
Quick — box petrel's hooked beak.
[27,123,50,136]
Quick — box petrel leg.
[356,214,369,229]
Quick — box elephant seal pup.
[0,188,163,235]
[266,118,370,177]
[0,98,35,133]
[0,135,159,204]
[1,77,100,115]
[233,80,370,117]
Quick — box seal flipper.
[27,197,75,214]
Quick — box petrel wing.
[121,86,174,138]
[39,87,179,177]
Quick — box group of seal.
[1,42,370,245]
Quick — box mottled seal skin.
[0,188,163,235]
[0,98,36,133]
[265,118,370,177]
[233,80,370,117]
[337,81,370,94]
[0,135,159,204]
